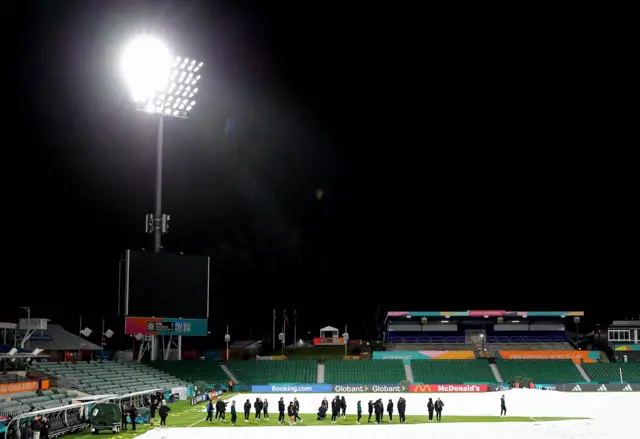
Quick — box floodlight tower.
[122,36,203,252]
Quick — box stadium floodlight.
[122,36,203,119]
[8,347,18,356]
[32,348,43,356]
[121,35,204,253]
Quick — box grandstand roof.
[386,310,584,319]
[27,324,102,351]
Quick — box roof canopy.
[387,311,584,319]
[320,326,339,332]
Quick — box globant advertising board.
[409,384,488,393]
[332,384,407,393]
[252,385,333,393]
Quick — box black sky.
[3,1,637,348]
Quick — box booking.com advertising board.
[251,384,489,393]
[125,317,208,336]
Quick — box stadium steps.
[221,364,238,384]
[317,363,325,384]
[490,363,503,383]
[575,363,591,382]
[403,363,414,382]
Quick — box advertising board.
[251,385,333,393]
[372,351,475,360]
[497,350,599,364]
[125,317,208,336]
[331,384,407,393]
[0,381,38,395]
[409,384,488,393]
[313,337,345,346]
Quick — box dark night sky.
[3,1,637,349]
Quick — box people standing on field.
[427,397,434,422]
[278,397,286,423]
[387,399,394,422]
[500,394,507,416]
[243,399,251,422]
[356,400,362,424]
[435,397,444,422]
[397,397,406,424]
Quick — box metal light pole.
[122,37,203,253]
[343,326,349,357]
[225,326,231,361]
[21,307,30,350]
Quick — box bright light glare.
[122,37,203,118]
[122,36,173,104]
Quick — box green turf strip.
[65,397,588,438]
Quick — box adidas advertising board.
[332,384,407,393]
[559,383,637,392]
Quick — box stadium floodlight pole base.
[162,335,182,360]
[137,335,153,362]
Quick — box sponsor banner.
[343,355,361,360]
[125,317,207,336]
[615,345,640,351]
[252,384,333,393]
[0,381,38,395]
[373,351,475,360]
[410,384,488,393]
[256,356,287,360]
[498,350,600,364]
[563,383,638,392]
[332,384,407,393]
[313,337,344,346]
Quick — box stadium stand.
[29,361,189,395]
[226,360,317,384]
[495,359,584,383]
[411,359,497,383]
[0,389,77,418]
[582,362,640,383]
[150,361,230,385]
[324,360,406,384]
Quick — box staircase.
[490,362,503,383]
[221,364,239,383]
[317,363,325,384]
[575,363,591,382]
[404,362,415,383]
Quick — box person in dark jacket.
[427,398,434,422]
[374,399,383,424]
[129,405,138,431]
[322,397,328,409]
[254,398,263,421]
[121,404,129,430]
[40,417,50,439]
[20,422,33,439]
[330,397,339,423]
[435,398,444,422]
[150,400,158,426]
[243,400,251,422]
[387,399,394,422]
[293,398,302,423]
[317,405,327,420]
[397,397,406,424]
[287,402,295,425]
[206,401,214,422]
[230,401,237,425]
[367,400,373,423]
[500,395,507,416]
[263,398,269,420]
[356,401,362,424]
[220,399,228,421]
[158,404,170,426]
[278,397,286,423]
[340,396,347,418]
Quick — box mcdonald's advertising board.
[409,384,488,393]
